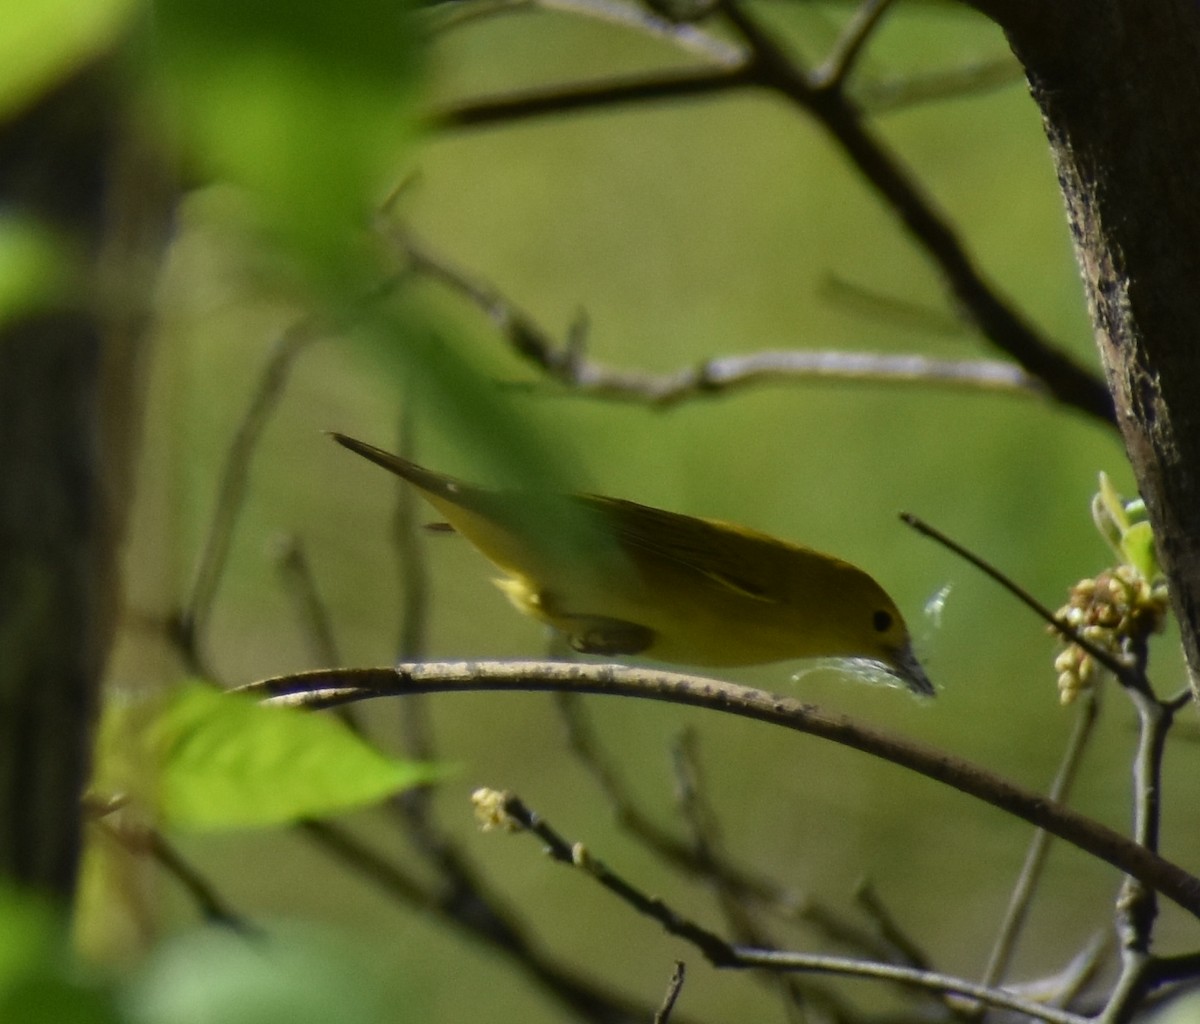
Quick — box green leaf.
[0,0,134,121]
[1120,521,1160,584]
[0,885,121,1024]
[150,0,424,291]
[129,925,412,1024]
[99,682,443,831]
[0,216,73,326]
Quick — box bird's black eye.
[872,609,893,633]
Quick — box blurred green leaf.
[0,216,74,325]
[128,926,404,1024]
[1120,521,1159,583]
[151,0,424,289]
[98,682,443,831]
[0,885,121,1024]
[0,0,134,121]
[1091,471,1162,581]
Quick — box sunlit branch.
[396,231,1044,405]
[736,948,1088,1024]
[240,661,1200,921]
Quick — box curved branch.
[431,12,1115,427]
[240,661,1200,921]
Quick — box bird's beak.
[889,644,936,698]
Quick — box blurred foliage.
[93,682,444,831]
[5,0,1195,1021]
[0,888,409,1024]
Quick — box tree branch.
[240,661,1200,921]
[481,789,1089,1024]
[431,5,1115,426]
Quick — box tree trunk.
[978,1,1200,699]
[0,59,172,896]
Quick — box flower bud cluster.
[1051,565,1169,705]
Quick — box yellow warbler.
[333,434,934,697]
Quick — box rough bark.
[982,2,1200,699]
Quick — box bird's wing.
[581,494,790,604]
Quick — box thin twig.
[273,535,359,732]
[556,693,891,961]
[179,324,319,662]
[900,512,1133,682]
[274,536,342,667]
[854,881,931,971]
[300,818,663,1024]
[240,661,1200,920]
[433,12,1113,424]
[653,962,686,1024]
[486,789,737,962]
[817,273,967,336]
[90,813,254,934]
[670,732,831,1023]
[1101,686,1177,1024]
[813,0,897,91]
[397,231,1045,405]
[438,65,752,127]
[480,790,1089,1024]
[735,948,1089,1024]
[979,690,1100,996]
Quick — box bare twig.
[90,812,254,934]
[900,513,1134,683]
[432,6,1114,426]
[300,818,662,1024]
[397,231,1045,405]
[478,789,1090,1024]
[1101,685,1177,1024]
[854,881,931,971]
[274,536,342,668]
[653,962,686,1024]
[670,733,830,1023]
[438,65,751,127]
[813,0,897,91]
[979,690,1101,996]
[429,0,742,64]
[736,948,1089,1024]
[482,789,737,962]
[817,273,967,336]
[556,694,892,963]
[179,325,320,665]
[241,661,1200,920]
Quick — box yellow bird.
[333,434,934,697]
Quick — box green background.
[30,0,1191,1019]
